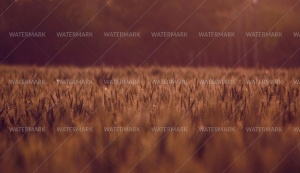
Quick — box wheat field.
[0,65,300,173]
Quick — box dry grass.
[0,65,300,173]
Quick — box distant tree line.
[0,0,300,67]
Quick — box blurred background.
[0,0,300,67]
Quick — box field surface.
[0,65,300,173]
